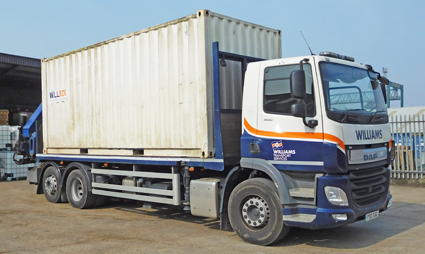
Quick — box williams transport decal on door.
[271,141,296,161]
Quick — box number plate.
[365,210,379,222]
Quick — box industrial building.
[0,52,41,180]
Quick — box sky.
[1,0,424,107]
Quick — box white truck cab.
[243,53,391,168]
[238,52,392,239]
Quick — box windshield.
[320,62,387,123]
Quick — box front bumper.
[282,170,392,229]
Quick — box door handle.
[249,143,261,154]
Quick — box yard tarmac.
[1,180,424,254]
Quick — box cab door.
[255,57,324,171]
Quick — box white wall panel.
[42,10,281,158]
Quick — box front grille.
[348,166,389,207]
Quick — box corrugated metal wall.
[42,10,281,158]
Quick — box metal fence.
[390,114,425,179]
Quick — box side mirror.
[378,76,390,85]
[291,102,318,128]
[378,75,389,104]
[381,83,387,104]
[291,102,306,118]
[290,70,306,99]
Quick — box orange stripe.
[324,133,345,151]
[244,118,258,135]
[244,118,345,151]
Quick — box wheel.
[66,169,98,209]
[228,178,290,245]
[42,166,62,203]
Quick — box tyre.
[228,178,290,245]
[42,166,62,203]
[66,169,98,209]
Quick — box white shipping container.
[42,9,281,158]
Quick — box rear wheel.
[42,166,62,203]
[66,169,98,209]
[228,178,290,245]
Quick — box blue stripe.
[37,154,225,171]
[283,207,316,216]
[273,163,324,172]
[270,160,324,171]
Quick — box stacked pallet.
[0,110,9,125]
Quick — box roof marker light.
[320,51,355,62]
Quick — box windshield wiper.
[339,109,362,123]
[370,111,385,124]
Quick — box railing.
[390,114,425,179]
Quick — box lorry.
[15,10,393,245]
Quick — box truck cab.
[230,52,392,242]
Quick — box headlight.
[325,186,348,206]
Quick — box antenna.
[300,31,314,55]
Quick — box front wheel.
[228,178,290,245]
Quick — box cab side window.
[263,64,315,116]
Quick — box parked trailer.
[17,10,393,245]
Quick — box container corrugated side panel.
[43,13,210,157]
[204,11,281,111]
[205,11,281,59]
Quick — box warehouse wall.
[0,81,41,110]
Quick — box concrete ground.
[0,181,424,254]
